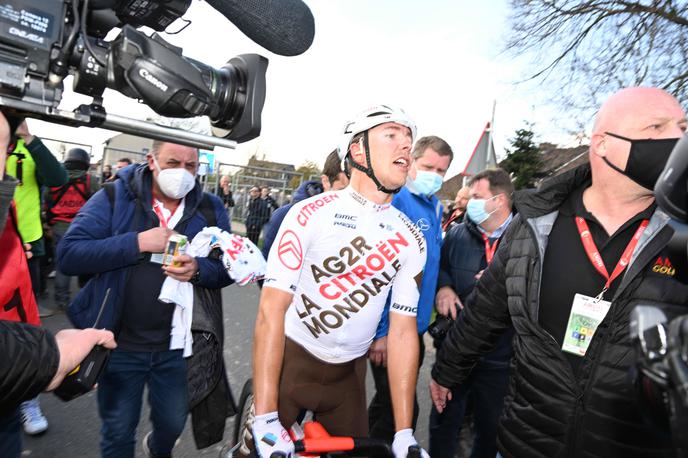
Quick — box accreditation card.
[562,293,611,357]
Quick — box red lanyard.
[482,233,500,265]
[442,209,460,231]
[152,200,177,228]
[575,216,648,297]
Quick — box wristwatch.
[189,269,201,285]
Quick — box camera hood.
[655,134,688,223]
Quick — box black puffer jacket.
[438,216,514,363]
[432,164,688,458]
[0,321,59,416]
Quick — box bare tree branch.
[505,0,688,120]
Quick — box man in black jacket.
[429,168,514,458]
[245,186,269,245]
[431,86,688,458]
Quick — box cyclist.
[251,105,429,458]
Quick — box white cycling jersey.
[264,188,427,363]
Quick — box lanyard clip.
[594,287,608,303]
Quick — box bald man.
[431,87,688,458]
[442,186,470,231]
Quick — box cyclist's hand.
[251,411,294,458]
[392,429,429,458]
[369,336,387,367]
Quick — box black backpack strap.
[103,182,116,209]
[70,175,90,202]
[46,182,76,224]
[199,193,217,227]
[50,183,72,206]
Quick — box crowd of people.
[1,85,687,458]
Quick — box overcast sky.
[27,0,572,178]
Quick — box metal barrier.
[214,162,306,221]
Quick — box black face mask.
[602,131,679,190]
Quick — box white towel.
[160,275,194,357]
[160,227,267,357]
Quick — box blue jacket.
[376,186,443,337]
[261,180,322,259]
[58,164,232,331]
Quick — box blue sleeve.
[57,188,140,276]
[376,192,411,338]
[194,196,233,289]
[261,206,289,259]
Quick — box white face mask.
[153,156,196,199]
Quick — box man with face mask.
[429,168,514,458]
[58,140,232,458]
[367,135,453,446]
[431,87,688,458]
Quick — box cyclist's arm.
[387,215,427,431]
[253,286,293,414]
[387,312,419,431]
[253,202,309,415]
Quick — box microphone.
[205,0,315,56]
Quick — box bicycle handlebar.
[295,437,393,456]
[266,439,419,457]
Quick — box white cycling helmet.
[337,104,417,160]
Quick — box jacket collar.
[515,163,592,219]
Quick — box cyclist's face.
[366,122,413,189]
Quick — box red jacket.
[0,202,39,325]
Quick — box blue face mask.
[412,171,443,196]
[466,195,499,225]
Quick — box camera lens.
[428,315,453,340]
[206,54,268,143]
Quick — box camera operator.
[429,168,515,458]
[431,87,688,458]
[0,110,116,458]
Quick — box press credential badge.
[562,293,611,356]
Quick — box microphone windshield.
[205,0,315,56]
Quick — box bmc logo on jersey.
[652,257,675,277]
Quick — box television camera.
[630,135,688,456]
[0,0,313,149]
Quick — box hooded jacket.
[432,164,688,458]
[58,164,232,331]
